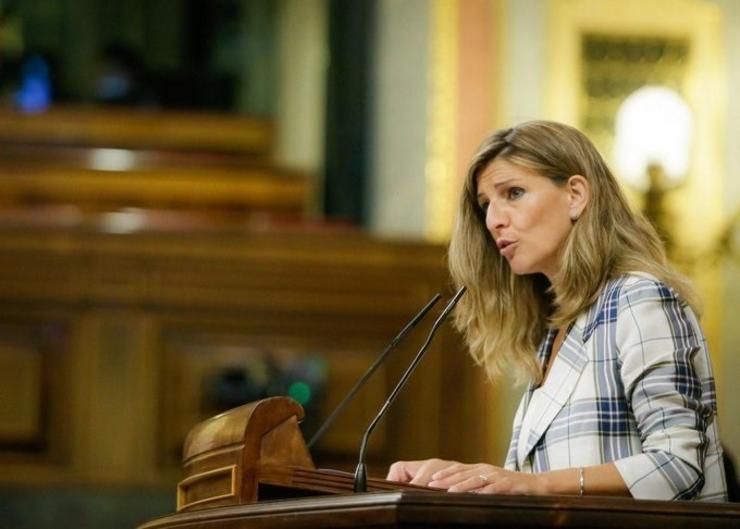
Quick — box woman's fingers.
[429,464,499,490]
[386,461,415,482]
[430,462,466,481]
[446,474,491,492]
[409,459,454,486]
[386,459,456,486]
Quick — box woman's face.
[476,158,578,281]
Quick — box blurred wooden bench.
[0,106,308,216]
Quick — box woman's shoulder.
[602,271,685,305]
[580,272,692,341]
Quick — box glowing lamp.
[614,86,693,190]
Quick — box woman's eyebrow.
[493,178,518,189]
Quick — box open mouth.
[498,240,517,257]
[497,239,514,250]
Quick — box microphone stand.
[307,293,442,449]
[353,286,467,493]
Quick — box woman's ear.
[566,174,590,221]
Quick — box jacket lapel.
[509,329,554,468]
[517,315,591,468]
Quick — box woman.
[387,121,727,501]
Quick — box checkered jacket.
[504,273,727,501]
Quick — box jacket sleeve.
[612,279,715,500]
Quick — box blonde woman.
[387,121,727,501]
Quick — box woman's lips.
[499,241,517,258]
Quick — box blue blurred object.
[14,54,52,113]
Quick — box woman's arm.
[612,279,716,500]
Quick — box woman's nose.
[486,205,507,233]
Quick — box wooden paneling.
[158,326,391,469]
[0,317,72,469]
[0,343,43,443]
[0,222,482,489]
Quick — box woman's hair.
[448,120,698,384]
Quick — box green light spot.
[288,381,311,405]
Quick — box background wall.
[715,0,740,464]
[369,0,429,238]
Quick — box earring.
[570,211,579,221]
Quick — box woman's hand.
[390,461,628,496]
[386,459,457,487]
[428,462,549,495]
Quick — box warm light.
[614,86,693,190]
[90,148,137,171]
[100,210,145,234]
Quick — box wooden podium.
[138,397,740,529]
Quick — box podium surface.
[141,490,740,529]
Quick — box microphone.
[352,286,467,493]
[307,293,442,449]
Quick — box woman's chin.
[507,259,531,276]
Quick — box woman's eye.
[507,187,524,200]
[478,201,489,213]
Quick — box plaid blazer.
[504,273,727,501]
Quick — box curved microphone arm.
[353,286,467,493]
[307,293,442,449]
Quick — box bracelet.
[578,467,585,496]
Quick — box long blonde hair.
[448,120,698,384]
